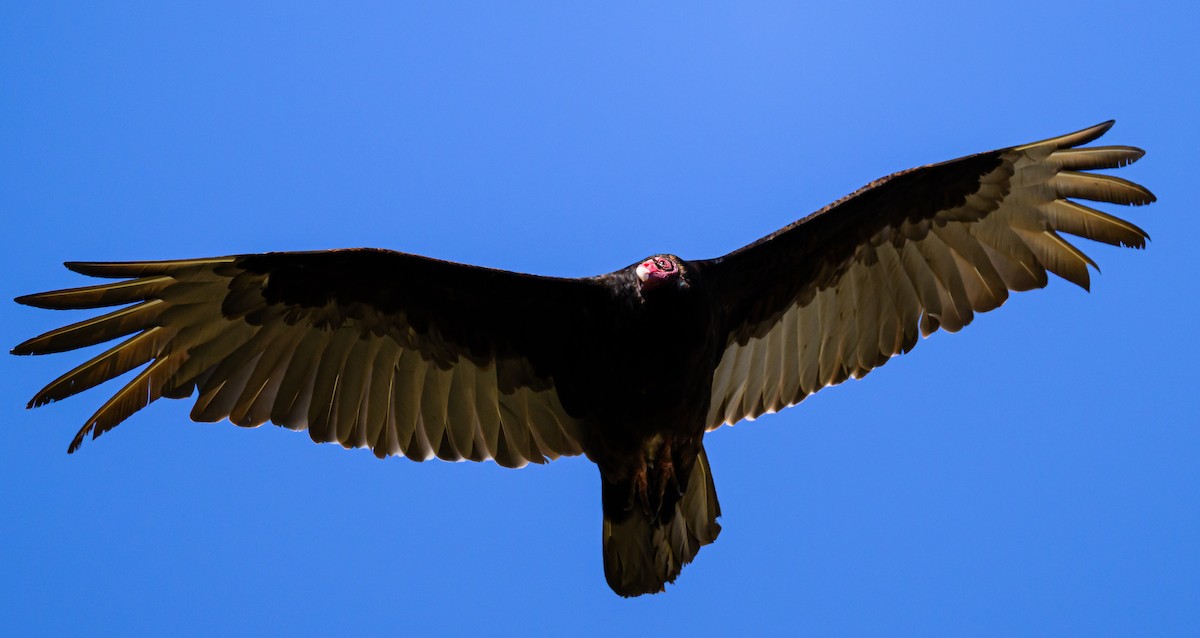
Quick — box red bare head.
[636,255,681,292]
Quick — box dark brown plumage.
[12,121,1154,596]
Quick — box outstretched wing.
[14,249,611,467]
[700,121,1154,430]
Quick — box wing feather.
[229,325,302,426]
[855,259,885,373]
[498,386,539,465]
[894,240,942,337]
[15,276,174,310]
[271,329,327,427]
[741,336,770,418]
[420,364,457,461]
[305,327,359,443]
[446,363,483,461]
[721,339,755,424]
[172,322,261,401]
[12,300,166,355]
[27,326,170,408]
[776,307,801,412]
[526,388,570,458]
[796,298,821,398]
[1013,228,1094,290]
[193,352,262,424]
[334,336,380,446]
[936,223,1010,311]
[365,340,401,458]
[473,364,506,465]
[391,349,430,461]
[64,257,237,278]
[242,360,288,429]
[971,217,1047,291]
[1050,146,1144,170]
[815,284,843,387]
[70,357,180,452]
[376,372,401,458]
[869,245,906,359]
[914,231,973,332]
[1042,199,1148,248]
[1055,171,1155,205]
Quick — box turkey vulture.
[12,121,1154,596]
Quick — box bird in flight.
[13,121,1153,596]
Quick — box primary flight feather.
[13,121,1154,596]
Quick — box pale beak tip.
[636,264,650,282]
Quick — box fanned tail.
[601,445,721,596]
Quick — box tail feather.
[601,446,721,596]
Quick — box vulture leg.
[653,437,680,521]
[628,456,650,515]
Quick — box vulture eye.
[655,258,673,271]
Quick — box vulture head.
[635,255,685,293]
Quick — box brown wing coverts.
[14,250,600,466]
[703,121,1154,429]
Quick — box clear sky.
[2,2,1196,636]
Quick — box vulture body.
[13,122,1154,596]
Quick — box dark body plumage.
[12,122,1154,596]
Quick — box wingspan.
[701,121,1154,430]
[13,249,610,466]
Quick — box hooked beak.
[636,263,651,282]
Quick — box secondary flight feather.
[13,121,1154,596]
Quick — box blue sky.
[2,2,1196,636]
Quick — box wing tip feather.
[64,261,109,277]
[1059,120,1115,148]
[64,257,237,278]
[1018,120,1116,152]
[67,423,91,454]
[1075,120,1116,146]
[14,292,45,308]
